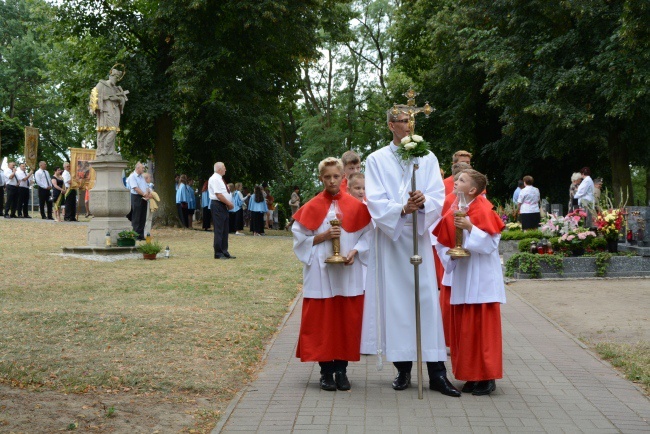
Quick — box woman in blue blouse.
[201,180,211,230]
[248,185,268,236]
[175,174,191,227]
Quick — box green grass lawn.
[0,220,302,430]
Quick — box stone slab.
[61,246,138,255]
[87,216,133,247]
[514,256,650,279]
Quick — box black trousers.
[4,185,19,216]
[131,194,147,238]
[38,187,53,219]
[319,360,348,375]
[394,361,447,378]
[211,200,230,258]
[64,189,77,221]
[202,206,212,230]
[18,187,29,216]
[0,186,4,213]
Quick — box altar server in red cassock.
[292,157,373,391]
[433,169,505,396]
[432,162,473,345]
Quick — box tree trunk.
[646,166,650,206]
[152,112,180,227]
[608,130,634,206]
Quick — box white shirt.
[127,171,148,195]
[363,142,447,362]
[573,175,594,204]
[208,172,231,203]
[62,170,71,188]
[16,168,30,188]
[0,170,5,187]
[35,168,52,189]
[517,185,540,213]
[3,168,18,186]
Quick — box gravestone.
[551,203,563,216]
[620,206,650,257]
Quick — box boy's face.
[349,179,365,201]
[454,173,477,197]
[320,166,343,196]
[344,163,361,179]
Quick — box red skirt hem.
[296,295,364,362]
[450,302,503,381]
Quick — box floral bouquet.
[539,213,563,237]
[559,228,597,252]
[396,134,430,161]
[595,208,623,241]
[505,222,522,231]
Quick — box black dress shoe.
[392,371,411,390]
[334,371,351,391]
[472,380,496,396]
[320,374,336,391]
[224,255,236,259]
[461,381,477,393]
[429,374,461,397]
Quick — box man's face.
[456,155,471,164]
[8,162,14,169]
[19,164,26,171]
[135,165,144,175]
[389,114,410,142]
[64,164,70,171]
[218,165,226,176]
[40,162,46,170]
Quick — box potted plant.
[117,230,139,247]
[595,209,623,253]
[137,241,162,260]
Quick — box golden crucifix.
[391,88,434,400]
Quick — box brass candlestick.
[446,192,471,258]
[324,219,346,264]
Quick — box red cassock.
[432,192,458,344]
[340,177,348,193]
[293,190,371,362]
[433,194,505,381]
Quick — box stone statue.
[89,66,129,159]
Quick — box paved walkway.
[214,290,650,433]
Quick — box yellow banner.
[24,126,39,170]
[69,148,96,190]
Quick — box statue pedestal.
[87,158,132,247]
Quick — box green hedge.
[501,229,543,240]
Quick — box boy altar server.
[292,157,373,391]
[433,169,506,396]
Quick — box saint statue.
[89,65,129,158]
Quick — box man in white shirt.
[3,162,19,218]
[62,162,77,221]
[0,168,5,213]
[573,166,595,227]
[35,161,54,220]
[126,162,151,240]
[16,163,33,218]
[208,162,234,259]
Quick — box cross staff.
[390,88,434,400]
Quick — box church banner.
[69,147,96,190]
[24,126,39,171]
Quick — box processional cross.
[391,88,434,400]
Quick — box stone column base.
[88,216,133,247]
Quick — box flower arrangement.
[495,202,519,224]
[595,208,623,241]
[396,134,430,161]
[505,222,522,231]
[559,229,597,251]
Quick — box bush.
[589,237,607,250]
[118,230,139,240]
[137,241,163,255]
[502,229,543,240]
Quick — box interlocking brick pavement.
[214,289,650,433]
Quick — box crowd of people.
[2,160,81,222]
[281,105,506,397]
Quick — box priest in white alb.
[363,105,460,396]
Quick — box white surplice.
[292,205,372,299]
[435,207,507,305]
[363,143,447,362]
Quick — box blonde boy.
[433,169,505,396]
[347,172,365,202]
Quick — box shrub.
[589,237,607,251]
[118,230,139,240]
[518,238,540,252]
[137,241,163,255]
[502,229,543,241]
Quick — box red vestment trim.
[292,190,371,233]
[449,302,503,381]
[443,176,454,196]
[433,194,504,249]
[296,295,364,362]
